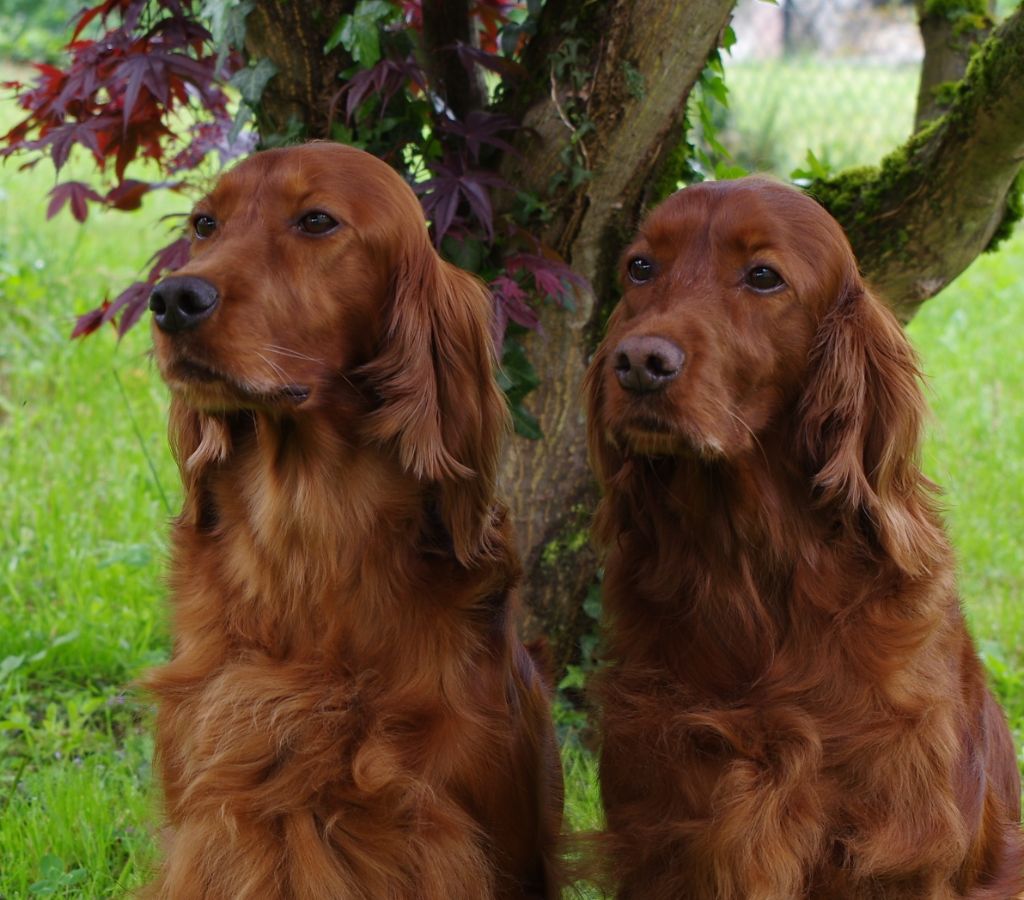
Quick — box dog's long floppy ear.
[583,310,630,549]
[167,396,230,527]
[362,237,508,565]
[583,332,624,491]
[798,275,944,574]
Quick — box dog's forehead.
[642,179,832,254]
[206,151,342,207]
[201,145,410,223]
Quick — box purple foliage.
[2,0,239,336]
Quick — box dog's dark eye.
[298,211,339,235]
[627,257,655,285]
[193,215,216,239]
[745,265,785,292]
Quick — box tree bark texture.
[913,1,993,130]
[420,0,486,120]
[245,0,353,137]
[495,0,737,668]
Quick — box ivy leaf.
[499,339,540,398]
[201,0,253,49]
[714,164,747,180]
[442,234,486,272]
[230,57,278,106]
[326,0,396,66]
[496,337,542,439]
[510,402,542,440]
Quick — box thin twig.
[113,369,172,516]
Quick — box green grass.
[0,132,180,894]
[1,64,1022,899]
[908,231,1024,761]
[721,60,920,176]
[0,0,81,63]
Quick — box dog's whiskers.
[712,399,768,468]
[265,344,324,365]
[255,351,293,385]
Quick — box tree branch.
[913,0,993,129]
[814,5,1024,320]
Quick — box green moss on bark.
[806,131,934,261]
[922,0,990,25]
[986,169,1024,252]
[541,504,591,567]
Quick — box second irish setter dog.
[585,177,1023,898]
[145,142,562,898]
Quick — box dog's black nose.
[613,335,685,393]
[150,276,219,333]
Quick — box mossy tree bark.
[814,5,1024,321]
[914,0,994,129]
[237,0,1024,670]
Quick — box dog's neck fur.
[597,429,950,698]
[171,407,507,668]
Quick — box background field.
[1,46,1023,900]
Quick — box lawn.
[1,70,1022,899]
[0,137,179,895]
[723,60,920,174]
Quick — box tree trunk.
[420,0,486,120]
[495,0,737,669]
[244,0,353,137]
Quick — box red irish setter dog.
[145,142,562,899]
[585,177,1023,898]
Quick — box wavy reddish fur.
[145,142,562,899]
[585,177,1023,899]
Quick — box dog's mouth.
[616,414,681,457]
[166,355,311,408]
[173,357,222,384]
[615,413,726,461]
[620,427,682,458]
